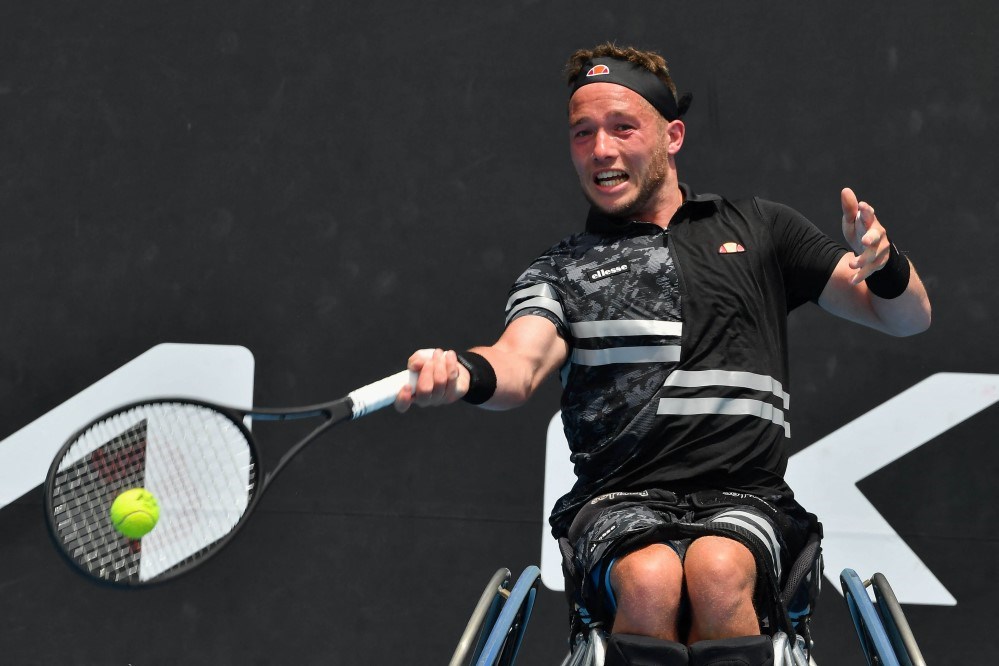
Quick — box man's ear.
[666,119,685,155]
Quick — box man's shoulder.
[685,188,798,227]
[682,183,786,208]
[678,184,759,221]
[534,229,611,261]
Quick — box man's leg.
[609,543,685,640]
[683,536,759,643]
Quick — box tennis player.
[396,43,930,665]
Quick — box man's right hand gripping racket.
[43,365,418,588]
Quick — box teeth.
[595,170,628,186]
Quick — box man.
[396,43,930,664]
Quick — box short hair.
[563,42,678,102]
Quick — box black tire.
[476,565,541,666]
[449,568,512,666]
[871,573,927,666]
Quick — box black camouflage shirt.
[505,185,846,537]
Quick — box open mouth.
[594,170,629,187]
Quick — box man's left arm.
[817,187,931,336]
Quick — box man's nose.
[592,129,616,161]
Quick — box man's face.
[568,83,678,219]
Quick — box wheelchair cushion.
[606,634,689,666]
[688,636,774,666]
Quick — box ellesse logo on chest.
[587,261,630,282]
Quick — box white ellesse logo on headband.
[586,64,611,77]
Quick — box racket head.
[44,398,263,588]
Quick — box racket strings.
[48,402,258,584]
[51,419,149,581]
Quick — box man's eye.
[615,124,635,132]
[573,129,592,138]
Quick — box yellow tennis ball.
[110,488,160,540]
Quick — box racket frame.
[43,395,355,588]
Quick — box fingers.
[394,383,415,413]
[394,348,466,412]
[414,349,456,402]
[840,188,861,257]
[841,187,893,284]
[840,187,859,223]
[845,200,890,285]
[395,348,433,412]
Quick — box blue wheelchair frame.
[841,569,926,666]
[450,566,542,666]
[453,559,926,665]
[452,536,820,666]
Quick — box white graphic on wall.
[786,372,999,605]
[540,372,999,605]
[0,343,255,510]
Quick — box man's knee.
[610,544,684,638]
[613,542,681,583]
[684,537,760,640]
[611,543,684,602]
[684,536,757,599]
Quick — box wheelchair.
[840,569,926,666]
[449,525,823,666]
[449,565,543,666]
[450,531,927,665]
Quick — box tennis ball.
[110,487,160,540]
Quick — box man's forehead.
[568,83,659,121]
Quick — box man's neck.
[642,184,685,229]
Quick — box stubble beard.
[583,140,672,220]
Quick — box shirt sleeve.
[757,198,849,310]
[504,248,571,340]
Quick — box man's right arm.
[394,315,569,412]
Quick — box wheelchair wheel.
[840,569,900,666]
[871,573,926,666]
[475,565,542,666]
[450,568,512,666]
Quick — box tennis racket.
[44,365,418,587]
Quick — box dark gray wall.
[1,1,995,663]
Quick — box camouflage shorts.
[564,488,811,623]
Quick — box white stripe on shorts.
[707,508,783,581]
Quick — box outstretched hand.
[841,187,891,285]
[394,348,468,412]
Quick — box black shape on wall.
[1,1,997,664]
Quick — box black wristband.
[865,241,911,299]
[455,351,497,405]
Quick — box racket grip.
[348,369,418,418]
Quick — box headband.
[569,57,692,120]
